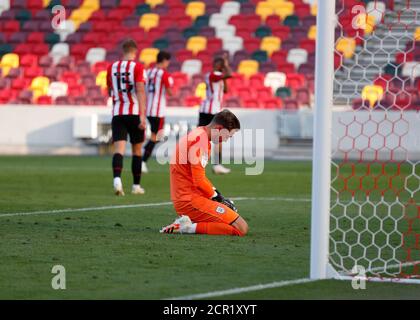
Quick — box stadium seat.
[308,25,316,40]
[216,25,236,39]
[275,86,291,99]
[402,62,420,80]
[283,15,299,28]
[220,1,240,18]
[30,76,50,100]
[0,53,19,77]
[36,95,52,105]
[95,70,107,90]
[0,0,10,15]
[195,82,206,99]
[287,48,308,69]
[48,81,68,99]
[264,72,286,93]
[181,59,202,77]
[139,13,159,32]
[146,0,164,8]
[237,60,259,78]
[223,36,243,56]
[85,48,106,66]
[362,85,384,108]
[209,13,228,29]
[256,2,274,22]
[260,36,281,57]
[186,2,206,20]
[139,48,159,66]
[273,1,294,20]
[336,37,356,59]
[186,36,207,55]
[50,43,69,64]
[69,8,93,29]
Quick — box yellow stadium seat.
[273,2,294,20]
[311,3,317,16]
[43,0,51,7]
[146,0,164,9]
[256,2,274,22]
[0,53,19,76]
[186,1,206,20]
[96,71,107,90]
[30,76,50,99]
[195,82,207,99]
[80,0,99,11]
[139,13,159,32]
[362,85,384,108]
[415,27,420,40]
[260,36,281,57]
[139,48,159,66]
[186,36,207,55]
[336,37,356,59]
[238,60,259,78]
[308,25,316,40]
[69,8,92,29]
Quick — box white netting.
[330,0,420,279]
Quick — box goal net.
[311,0,420,283]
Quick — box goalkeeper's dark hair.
[210,110,241,131]
[157,51,171,63]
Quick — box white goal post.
[310,0,420,283]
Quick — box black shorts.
[147,116,165,134]
[198,112,215,126]
[112,115,145,144]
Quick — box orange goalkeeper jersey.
[170,126,214,204]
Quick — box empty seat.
[139,48,159,66]
[256,2,274,22]
[336,37,356,59]
[237,60,259,78]
[308,25,316,40]
[287,48,308,69]
[223,36,243,56]
[139,13,159,32]
[54,20,76,42]
[85,47,106,65]
[216,25,236,39]
[48,81,68,99]
[402,62,420,80]
[146,0,164,8]
[0,53,19,77]
[264,72,286,93]
[366,1,385,24]
[0,0,10,15]
[30,76,50,100]
[362,85,384,108]
[69,8,92,29]
[186,2,205,20]
[195,82,207,99]
[209,13,228,29]
[186,36,207,55]
[220,1,240,18]
[273,1,294,20]
[50,43,69,64]
[96,70,107,90]
[181,59,202,77]
[260,36,281,57]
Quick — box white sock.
[181,223,197,234]
[113,177,122,186]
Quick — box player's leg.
[161,198,248,236]
[128,115,146,194]
[111,116,128,196]
[142,117,164,172]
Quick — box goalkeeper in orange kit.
[159,110,248,236]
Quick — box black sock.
[112,153,123,178]
[143,140,156,162]
[132,155,142,185]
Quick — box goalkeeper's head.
[207,109,241,143]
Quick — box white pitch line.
[166,278,316,300]
[0,196,311,218]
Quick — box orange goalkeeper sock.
[196,222,243,236]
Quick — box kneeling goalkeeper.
[160,110,248,236]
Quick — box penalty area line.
[0,196,311,218]
[165,278,316,300]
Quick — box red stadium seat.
[37,95,53,105]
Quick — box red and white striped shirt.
[107,60,145,116]
[199,71,225,115]
[146,67,173,118]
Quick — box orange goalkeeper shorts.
[173,196,239,225]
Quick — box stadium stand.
[0,0,418,110]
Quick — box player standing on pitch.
[160,110,248,236]
[199,54,232,174]
[106,39,147,196]
[142,51,173,173]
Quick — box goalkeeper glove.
[211,189,238,212]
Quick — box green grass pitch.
[0,156,419,299]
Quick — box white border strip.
[166,278,316,300]
[0,197,311,218]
